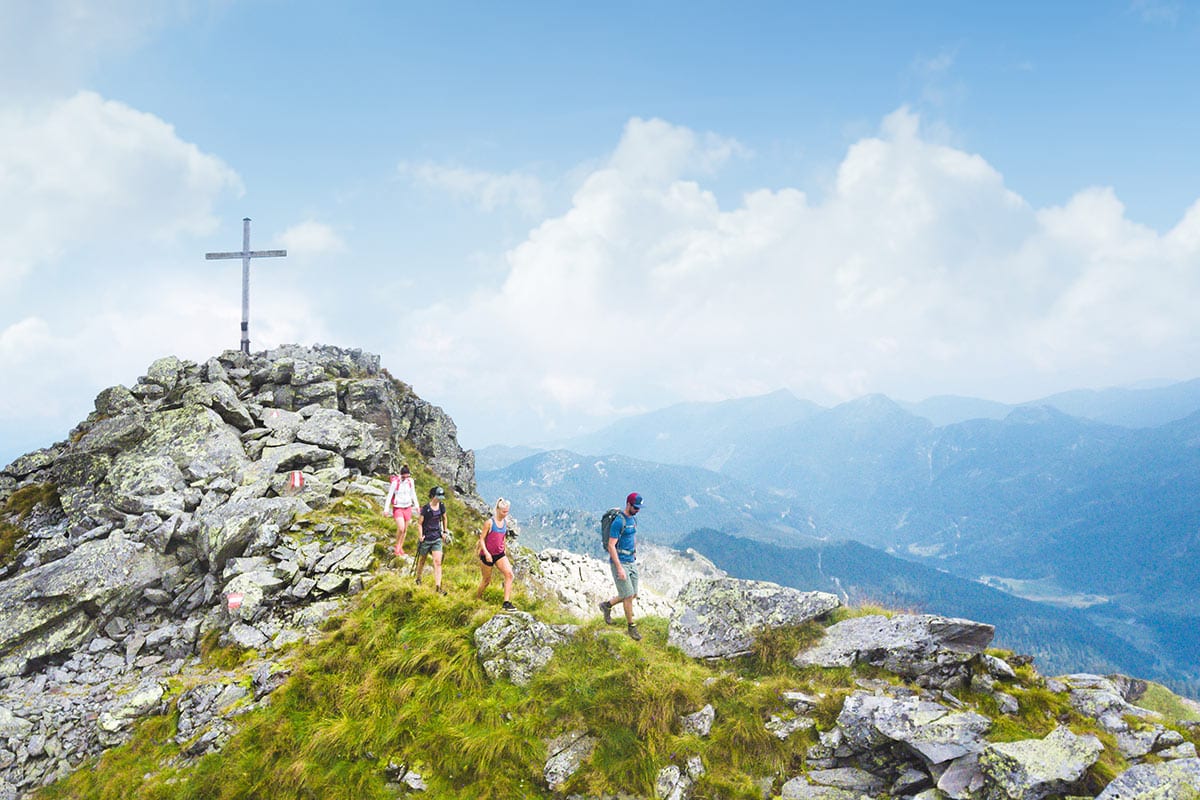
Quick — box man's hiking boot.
[626,623,642,641]
[502,601,517,611]
[599,600,614,625]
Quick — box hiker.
[414,486,450,594]
[475,497,516,610]
[384,465,420,560]
[600,492,643,640]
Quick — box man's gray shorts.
[610,560,638,599]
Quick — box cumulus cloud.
[0,272,331,435]
[398,111,1200,443]
[277,220,346,261]
[398,160,547,217]
[0,90,242,288]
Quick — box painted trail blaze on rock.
[667,577,841,659]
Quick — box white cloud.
[0,90,242,289]
[394,110,1200,444]
[0,272,331,434]
[0,1,194,96]
[277,220,346,261]
[398,160,547,216]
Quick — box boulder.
[0,532,173,676]
[144,356,184,390]
[2,445,63,480]
[680,704,715,737]
[473,611,578,686]
[835,692,991,767]
[1096,758,1200,799]
[794,614,994,689]
[543,729,596,791]
[295,409,384,470]
[194,497,309,570]
[72,411,149,456]
[96,681,165,745]
[779,776,864,800]
[183,382,255,431]
[668,577,840,659]
[978,725,1103,800]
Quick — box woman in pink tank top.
[475,498,516,610]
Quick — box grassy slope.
[29,458,1200,800]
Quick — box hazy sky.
[2,0,1198,467]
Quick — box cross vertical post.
[205,217,287,354]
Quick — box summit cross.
[205,217,287,354]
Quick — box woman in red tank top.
[475,498,516,610]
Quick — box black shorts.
[479,551,507,566]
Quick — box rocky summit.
[0,346,1198,800]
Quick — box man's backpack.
[600,507,623,554]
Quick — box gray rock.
[96,681,165,745]
[835,692,990,766]
[252,663,291,699]
[979,725,1104,800]
[0,532,173,676]
[474,611,578,686]
[667,577,840,659]
[295,408,383,470]
[779,776,863,800]
[144,356,183,390]
[228,623,269,650]
[937,752,984,798]
[194,497,309,570]
[680,704,715,737]
[794,614,994,689]
[805,767,886,795]
[1097,757,1200,799]
[766,713,815,740]
[183,382,255,431]
[0,707,33,740]
[656,763,696,800]
[544,729,597,791]
[315,573,348,594]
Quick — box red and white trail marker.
[226,592,244,611]
[290,471,304,489]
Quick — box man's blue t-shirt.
[609,512,637,563]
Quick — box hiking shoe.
[599,600,614,625]
[626,623,642,641]
[414,577,422,585]
[436,586,447,596]
[502,601,517,611]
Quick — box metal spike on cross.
[205,218,287,354]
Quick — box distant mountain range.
[476,378,1200,469]
[474,377,1200,693]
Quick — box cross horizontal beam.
[205,249,287,260]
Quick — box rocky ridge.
[0,347,1198,799]
[0,345,477,797]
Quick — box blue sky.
[2,0,1199,467]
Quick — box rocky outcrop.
[1096,757,1200,799]
[667,578,840,659]
[474,610,579,686]
[0,345,483,797]
[544,729,597,791]
[979,725,1104,800]
[793,613,995,690]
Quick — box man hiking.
[599,492,643,641]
